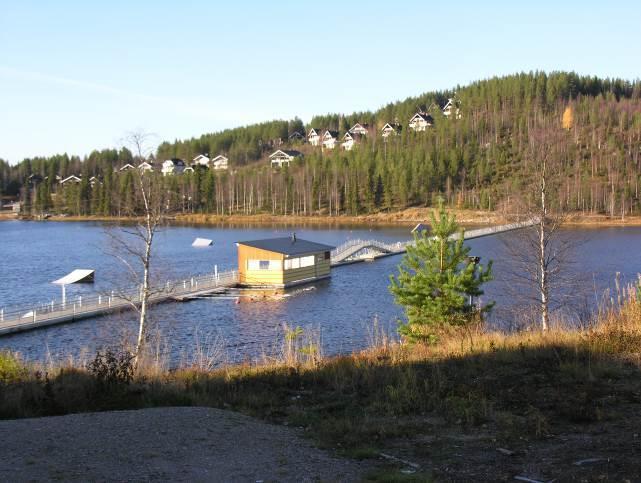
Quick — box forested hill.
[3,71,641,218]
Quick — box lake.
[0,220,640,366]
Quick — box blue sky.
[1,1,639,163]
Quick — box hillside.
[2,71,641,218]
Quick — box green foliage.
[389,204,493,342]
[0,351,28,384]
[4,71,641,218]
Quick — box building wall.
[238,245,332,287]
[238,245,284,285]
[282,255,330,286]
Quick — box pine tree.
[389,203,493,342]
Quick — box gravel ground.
[0,407,367,482]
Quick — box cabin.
[442,98,461,119]
[60,175,82,185]
[308,128,321,146]
[138,161,154,172]
[162,158,186,176]
[341,132,363,151]
[192,154,210,167]
[288,131,305,142]
[237,236,335,288]
[408,112,433,132]
[381,123,401,138]
[349,123,370,136]
[270,149,302,167]
[183,166,195,173]
[119,163,135,172]
[322,130,339,149]
[89,176,103,187]
[211,154,229,170]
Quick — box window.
[284,258,300,270]
[300,256,314,268]
[247,260,278,270]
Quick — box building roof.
[269,149,302,159]
[237,237,335,256]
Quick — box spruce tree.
[389,203,493,342]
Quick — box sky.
[1,0,640,164]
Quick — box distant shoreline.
[7,208,641,227]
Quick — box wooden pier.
[0,219,536,336]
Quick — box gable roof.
[349,123,369,133]
[409,112,433,124]
[211,154,228,162]
[237,237,335,256]
[323,130,339,139]
[269,149,302,159]
[308,128,320,137]
[164,158,185,167]
[288,131,304,139]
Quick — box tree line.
[3,71,641,218]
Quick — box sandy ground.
[0,407,367,482]
[28,208,641,227]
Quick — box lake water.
[0,220,640,366]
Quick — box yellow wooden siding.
[237,244,331,286]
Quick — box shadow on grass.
[1,323,640,459]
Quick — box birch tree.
[106,130,167,365]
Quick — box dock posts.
[98,295,101,305]
[32,310,36,323]
[79,296,82,308]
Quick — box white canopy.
[52,269,95,285]
[192,238,213,247]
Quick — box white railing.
[0,269,238,329]
[330,219,538,263]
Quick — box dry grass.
[0,288,640,478]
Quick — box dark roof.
[237,237,335,256]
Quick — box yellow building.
[237,236,334,288]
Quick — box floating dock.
[0,219,536,336]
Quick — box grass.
[0,292,640,479]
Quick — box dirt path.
[0,407,367,482]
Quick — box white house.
[442,98,461,119]
[211,154,229,170]
[321,130,339,149]
[119,163,135,172]
[341,132,362,151]
[381,123,401,138]
[269,149,302,167]
[192,154,210,167]
[408,112,433,132]
[162,158,186,176]
[60,175,82,185]
[349,123,370,136]
[89,176,103,187]
[308,128,321,146]
[138,161,154,172]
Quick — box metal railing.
[0,269,238,330]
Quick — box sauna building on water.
[236,236,334,288]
